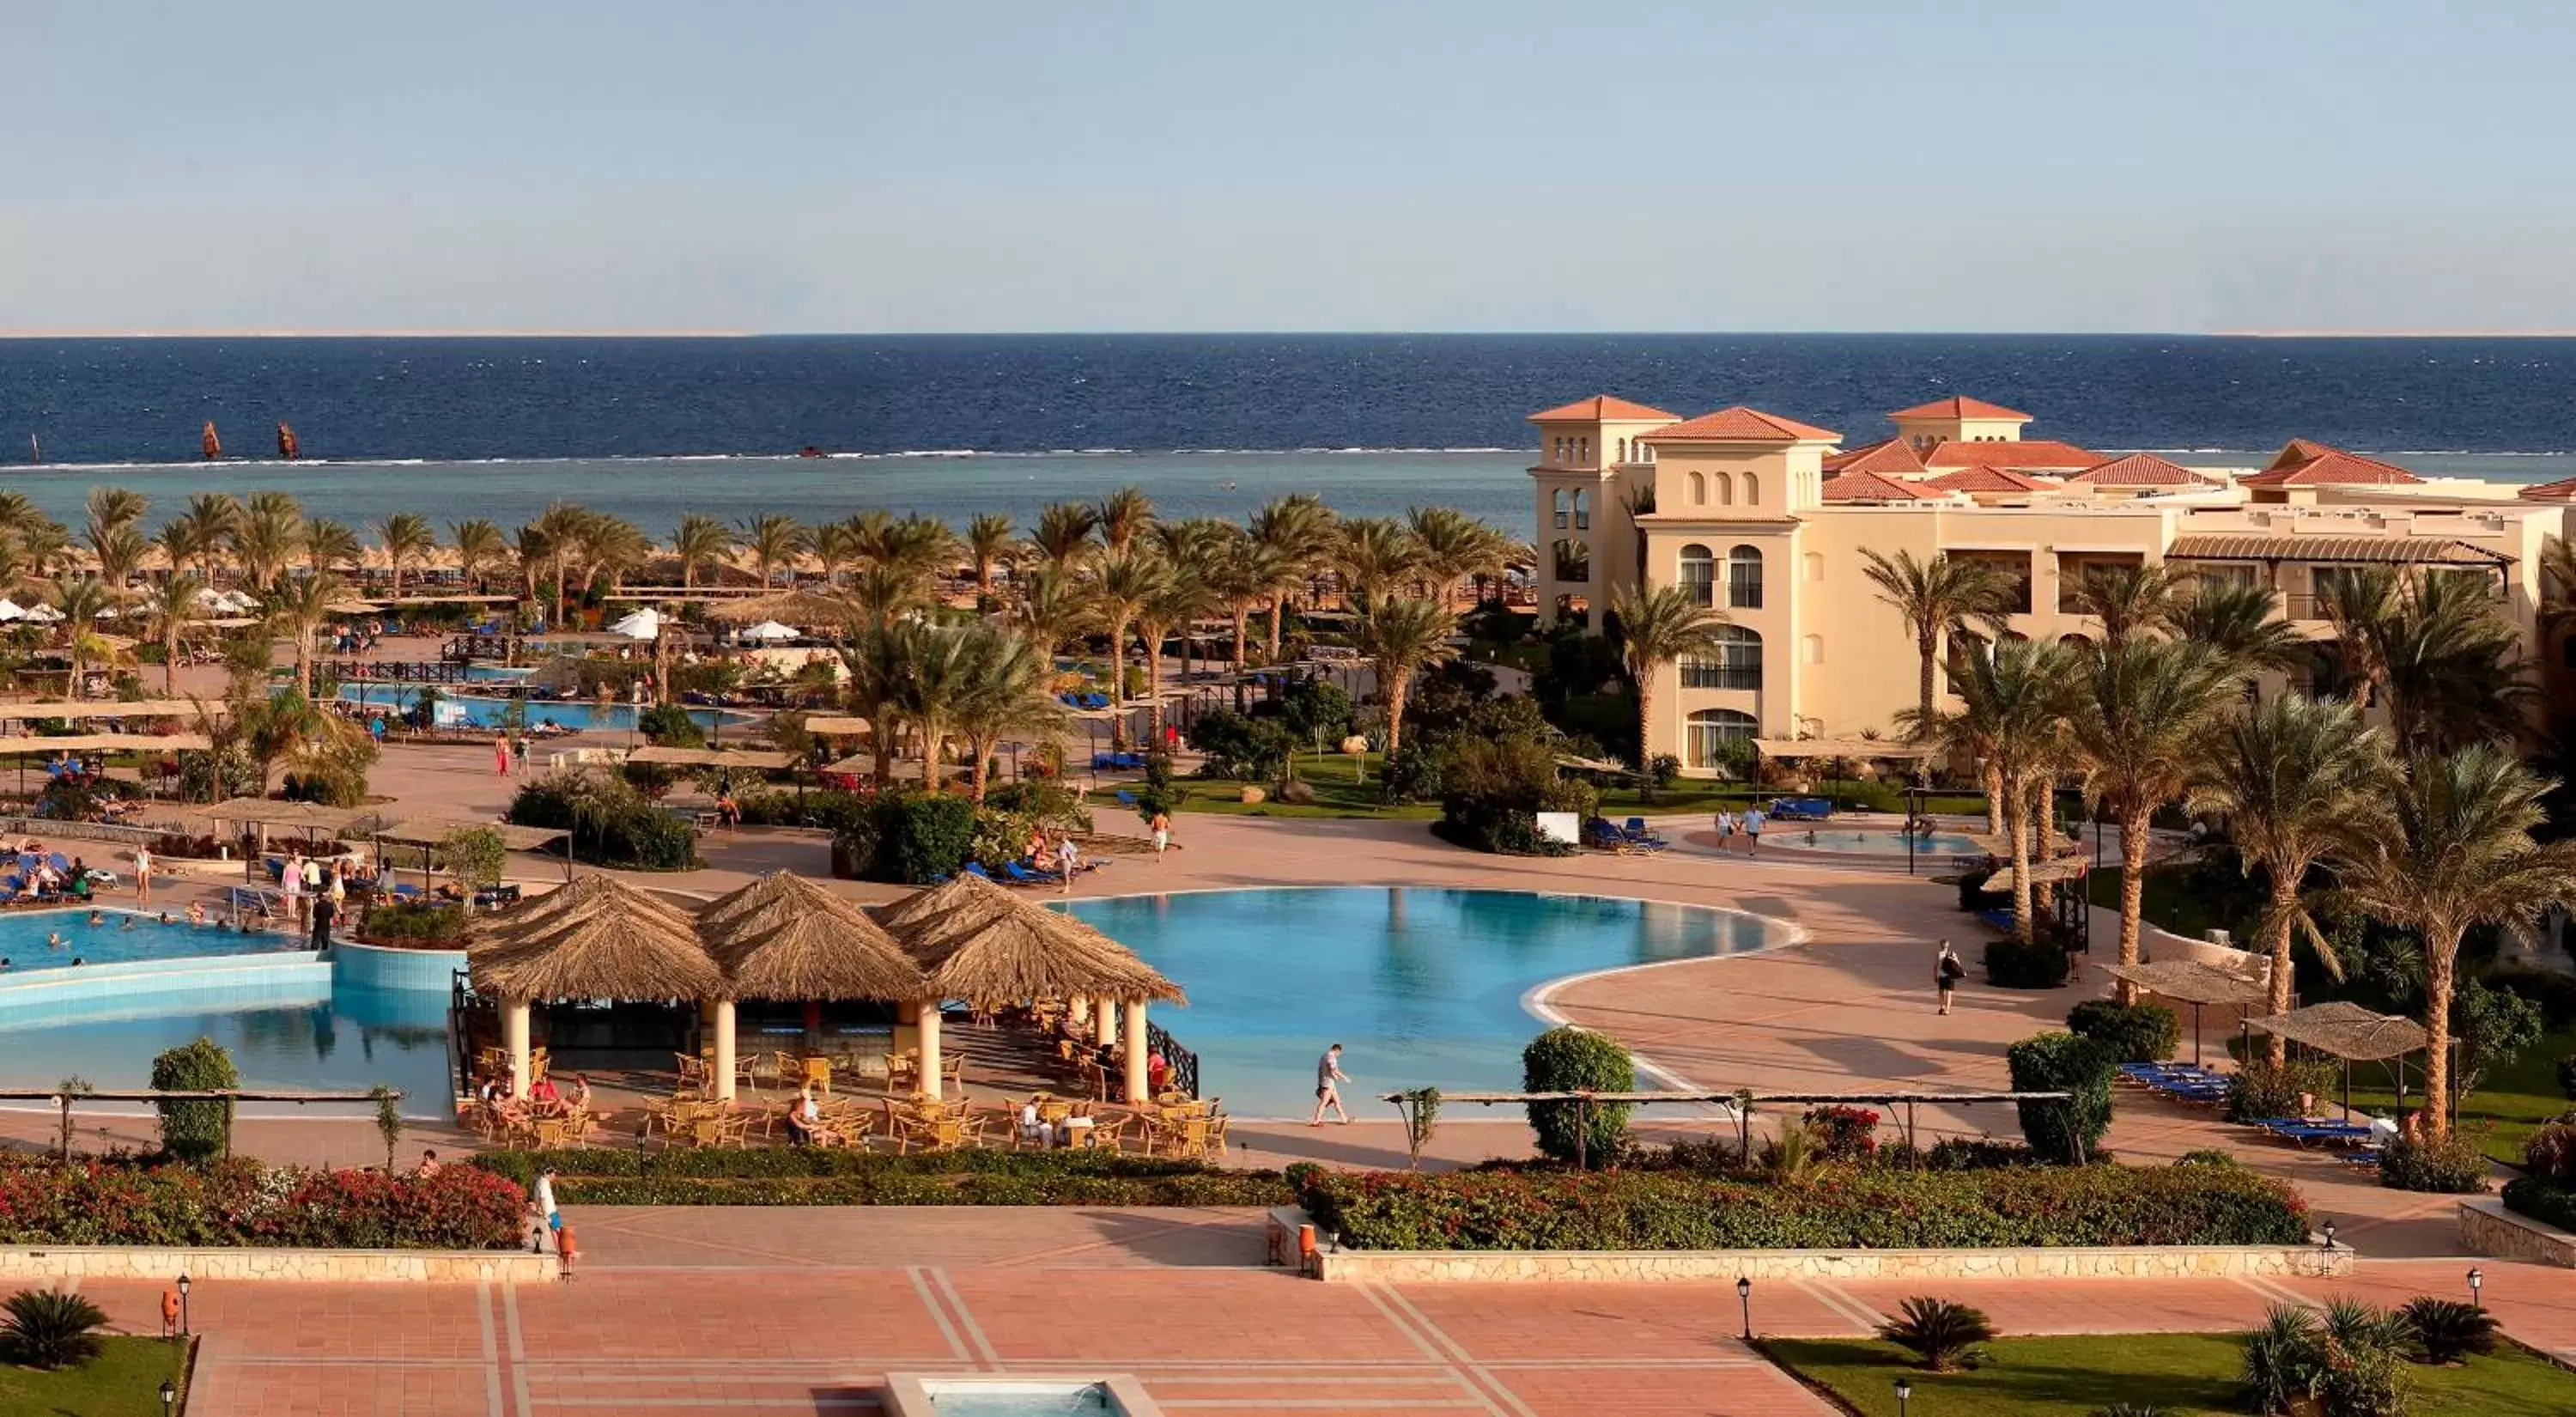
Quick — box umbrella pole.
[2193,1003,2203,1067]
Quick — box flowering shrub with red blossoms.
[0,1155,526,1250]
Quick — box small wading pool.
[1768,829,1983,856]
[332,685,753,733]
[0,908,299,971]
[884,1375,1154,1417]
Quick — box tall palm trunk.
[1385,670,1413,761]
[550,551,570,627]
[1983,759,2006,836]
[966,733,994,803]
[1635,669,1657,775]
[163,630,180,694]
[1145,637,1167,745]
[1107,615,1131,749]
[2114,802,2153,1002]
[2261,873,2298,1066]
[2003,773,2035,943]
[1230,609,1250,712]
[920,718,947,793]
[2424,936,2458,1137]
[1267,593,1287,660]
[653,625,673,706]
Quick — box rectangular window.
[1727,560,1763,610]
[1680,563,1715,606]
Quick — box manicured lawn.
[1762,1333,2576,1416]
[1151,756,1442,820]
[2339,1023,2576,1166]
[2084,866,2251,942]
[0,1336,192,1417]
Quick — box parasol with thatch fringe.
[882,874,1183,1005]
[699,873,929,1002]
[703,588,864,628]
[469,876,723,1002]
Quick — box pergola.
[702,590,862,627]
[358,816,574,888]
[2098,959,2273,1065]
[623,745,795,771]
[0,699,220,722]
[879,874,1184,1104]
[467,876,724,1098]
[2249,1000,2430,1119]
[698,873,934,1103]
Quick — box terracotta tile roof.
[1822,438,1926,476]
[2064,452,2219,488]
[1820,469,1940,503]
[1890,395,2032,422]
[1527,394,1680,423]
[1927,465,2062,494]
[2518,476,2576,502]
[1921,439,2101,471]
[2240,440,2421,488]
[1641,405,1840,443]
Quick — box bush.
[1877,1296,1994,1371]
[2483,964,2576,1031]
[0,1289,107,1369]
[1187,708,1291,781]
[442,826,509,891]
[635,702,707,748]
[507,771,696,871]
[1521,1027,1633,1166]
[2223,1060,2340,1124]
[2378,1133,2490,1194]
[2560,1055,2576,1102]
[1801,1105,1880,1162]
[1438,734,1592,856]
[2005,1031,2116,1165]
[0,1155,525,1250]
[2400,1296,2498,1364]
[2066,999,2180,1063]
[2239,1301,2414,1417]
[470,1147,1291,1207]
[831,791,978,885]
[2524,1118,2576,1184]
[149,1037,239,1164]
[359,900,466,945]
[1984,935,2072,989]
[1290,1161,2311,1251]
[2173,1148,2245,1170]
[2501,1174,2576,1232]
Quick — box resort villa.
[1530,393,2576,774]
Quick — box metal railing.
[1145,1019,1200,1099]
[325,659,471,684]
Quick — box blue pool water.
[1777,830,1983,856]
[0,909,298,970]
[332,684,750,733]
[1063,888,1790,1117]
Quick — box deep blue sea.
[2,334,2571,532]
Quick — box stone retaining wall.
[1270,1207,2349,1284]
[0,1245,557,1284]
[2460,1198,2576,1268]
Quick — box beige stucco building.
[1530,393,2575,775]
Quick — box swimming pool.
[1771,830,1984,856]
[0,909,301,971]
[1062,888,1791,1118]
[332,685,751,733]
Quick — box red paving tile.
[943,1268,1428,1365]
[1828,1276,2279,1337]
[513,1271,961,1363]
[1492,1362,1839,1416]
[1391,1281,1867,1358]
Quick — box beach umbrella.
[607,607,662,641]
[739,619,798,642]
[0,600,23,623]
[21,605,64,624]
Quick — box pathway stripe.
[475,1280,507,1417]
[1793,1279,1885,1334]
[2233,1274,2318,1311]
[504,1280,536,1417]
[905,1266,973,1365]
[928,1266,1002,1366]
[1373,1289,1538,1417]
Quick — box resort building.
[1530,394,2573,775]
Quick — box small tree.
[2004,1031,2115,1165]
[52,1075,90,1160]
[442,826,509,893]
[371,1085,404,1171]
[149,1037,240,1164]
[1522,1026,1632,1168]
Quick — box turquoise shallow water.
[331,684,748,733]
[1063,888,1790,1117]
[0,908,293,970]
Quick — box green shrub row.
[1984,935,2071,989]
[2376,1134,2490,1195]
[2066,1000,2180,1063]
[1291,1160,2311,1251]
[2501,1176,2576,1232]
[0,1157,526,1250]
[471,1147,1293,1207]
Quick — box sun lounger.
[1768,796,1834,821]
[1004,861,1063,886]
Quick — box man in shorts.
[1309,1043,1351,1126]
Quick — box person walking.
[1935,940,1965,1015]
[1309,1043,1352,1126]
[310,888,337,950]
[513,733,531,775]
[1055,833,1080,894]
[1743,805,1765,857]
[282,852,307,930]
[1149,809,1172,860]
[132,844,152,904]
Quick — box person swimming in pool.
[118,915,134,930]
[185,903,208,927]
[86,909,103,926]
[158,911,173,926]
[45,931,63,949]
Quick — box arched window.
[1803,551,1825,582]
[1681,625,1762,689]
[1552,489,1571,530]
[1686,708,1759,769]
[1571,488,1590,532]
[1743,471,1761,504]
[1712,471,1734,506]
[1726,544,1764,609]
[1617,438,1630,463]
[1577,435,1590,465]
[1801,634,1824,665]
[1688,471,1706,505]
[1643,444,1655,463]
[1678,544,1715,605]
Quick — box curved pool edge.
[332,940,471,992]
[1060,881,1809,1114]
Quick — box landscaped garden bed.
[471,1147,1294,1207]
[0,1157,526,1251]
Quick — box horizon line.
[9,326,2576,340]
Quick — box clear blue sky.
[6,0,2572,334]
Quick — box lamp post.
[1735,1277,1753,1341]
[2469,1267,2483,1310]
[1895,1376,1912,1416]
[159,1378,176,1414]
[175,1274,190,1336]
[2321,1218,2337,1251]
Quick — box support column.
[1095,998,1117,1060]
[712,999,738,1104]
[503,1000,532,1098]
[1123,999,1149,1104]
[1068,994,1091,1032]
[918,1002,944,1102]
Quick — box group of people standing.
[492,733,532,776]
[279,853,351,948]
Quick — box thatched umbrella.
[472,872,701,943]
[703,589,863,628]
[701,874,929,1003]
[467,875,724,1097]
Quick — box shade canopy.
[468,875,724,1002]
[149,798,367,832]
[2097,959,2271,1007]
[2248,1001,2429,1061]
[804,715,871,737]
[1750,736,1939,760]
[0,699,218,721]
[739,619,799,642]
[703,589,861,626]
[623,745,795,770]
[698,873,930,1002]
[364,817,571,852]
[0,732,210,754]
[881,873,1184,1005]
[1980,855,2092,891]
[606,608,663,640]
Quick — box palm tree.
[1409,506,1510,605]
[2318,565,2403,704]
[1095,486,1155,556]
[141,573,208,694]
[2339,745,2576,1135]
[47,577,118,699]
[1860,548,2017,743]
[812,518,865,588]
[952,624,1065,803]
[580,515,653,596]
[229,496,303,592]
[1606,582,1733,775]
[509,524,551,610]
[1032,502,1099,569]
[2165,581,2307,676]
[2069,563,2189,651]
[1012,564,1094,655]
[1211,538,1286,708]
[670,513,735,593]
[84,486,147,538]
[1934,636,2084,940]
[1133,568,1211,745]
[2073,639,2241,991]
[236,687,342,797]
[90,524,149,593]
[530,502,593,627]
[890,621,976,791]
[449,519,505,593]
[739,513,811,589]
[1091,550,1175,749]
[1356,594,1457,763]
[849,563,929,629]
[0,490,46,542]
[883,515,959,586]
[2375,572,2532,754]
[154,520,211,583]
[1336,519,1425,605]
[177,494,242,580]
[267,573,347,697]
[375,512,436,599]
[965,514,1015,598]
[1249,493,1338,657]
[835,622,908,783]
[2188,694,2396,1063]
[303,519,361,577]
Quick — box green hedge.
[2066,1000,2179,1063]
[471,1147,1292,1207]
[2502,1176,2576,1232]
[1291,1162,2310,1251]
[831,791,979,884]
[2006,1031,2116,1165]
[0,1157,525,1250]
[1984,936,2072,989]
